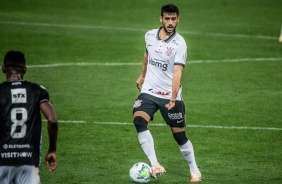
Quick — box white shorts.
[0,165,40,184]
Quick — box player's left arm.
[165,65,183,110]
[166,39,187,110]
[40,101,58,174]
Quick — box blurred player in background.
[0,51,58,184]
[132,4,202,182]
[279,24,282,42]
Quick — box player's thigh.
[14,165,40,184]
[0,166,15,184]
[134,111,151,122]
[159,100,186,127]
[133,93,159,121]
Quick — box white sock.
[179,140,200,172]
[138,130,159,166]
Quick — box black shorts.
[133,93,186,127]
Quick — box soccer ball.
[129,162,152,183]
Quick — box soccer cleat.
[151,165,166,178]
[190,170,202,182]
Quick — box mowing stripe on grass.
[0,20,277,40]
[58,120,282,131]
[27,58,282,68]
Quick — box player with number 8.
[0,51,58,184]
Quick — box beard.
[163,24,177,34]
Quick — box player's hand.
[165,99,176,110]
[45,151,57,174]
[136,75,145,91]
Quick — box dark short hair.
[4,50,26,68]
[161,4,179,16]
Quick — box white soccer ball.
[129,162,152,183]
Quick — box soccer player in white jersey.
[132,4,202,183]
[0,51,58,184]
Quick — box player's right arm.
[40,101,58,174]
[136,51,148,91]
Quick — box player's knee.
[173,131,188,146]
[133,116,148,133]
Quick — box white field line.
[58,120,282,131]
[188,57,282,64]
[0,20,277,40]
[27,58,282,68]
[27,62,141,68]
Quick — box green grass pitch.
[0,0,281,183]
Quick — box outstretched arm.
[136,52,148,91]
[40,102,58,174]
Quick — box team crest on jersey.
[11,88,27,104]
[165,47,174,56]
[133,99,142,108]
